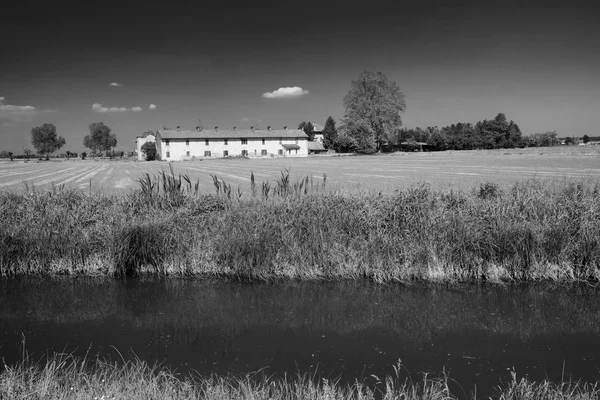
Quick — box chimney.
[233,126,237,132]
[177,125,181,132]
[196,126,200,132]
[251,126,254,131]
[267,126,271,131]
[215,126,218,131]
[284,126,287,130]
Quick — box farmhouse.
[135,132,156,161]
[155,126,309,160]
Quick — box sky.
[1,0,599,153]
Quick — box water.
[1,278,599,398]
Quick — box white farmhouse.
[155,126,309,161]
[135,133,156,161]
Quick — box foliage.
[341,71,406,152]
[0,151,9,159]
[141,142,157,161]
[524,131,560,147]
[23,148,32,160]
[84,122,117,155]
[322,116,337,149]
[332,134,357,153]
[30,123,66,159]
[297,121,315,141]
[583,134,590,144]
[81,152,87,160]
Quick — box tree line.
[303,71,573,154]
[1,122,119,160]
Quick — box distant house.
[135,133,156,161]
[154,126,309,161]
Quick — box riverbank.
[1,170,598,282]
[1,353,598,400]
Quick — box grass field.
[2,352,599,400]
[1,147,599,193]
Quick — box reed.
[1,352,598,400]
[0,170,598,282]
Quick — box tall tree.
[583,134,590,144]
[31,123,66,160]
[298,121,315,141]
[341,71,406,152]
[84,122,116,156]
[322,116,337,149]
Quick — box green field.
[1,147,599,192]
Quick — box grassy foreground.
[0,169,599,282]
[1,353,599,400]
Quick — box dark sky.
[2,0,599,152]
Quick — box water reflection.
[1,278,599,398]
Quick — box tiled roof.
[307,141,327,151]
[157,128,308,140]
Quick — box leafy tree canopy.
[31,123,66,159]
[341,71,406,152]
[298,121,315,141]
[141,141,157,161]
[84,122,117,154]
[583,134,590,144]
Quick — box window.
[204,151,211,157]
[262,138,265,145]
[186,151,190,157]
[261,149,267,156]
[166,151,170,158]
[278,149,283,155]
[165,139,170,146]
[241,138,248,145]
[224,139,228,145]
[279,138,282,144]
[295,149,298,154]
[205,139,209,145]
[223,150,228,157]
[295,138,298,144]
[186,139,189,146]
[242,150,248,156]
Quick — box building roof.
[307,141,327,151]
[157,128,308,140]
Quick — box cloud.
[0,96,42,122]
[92,103,128,113]
[131,106,142,112]
[242,117,250,122]
[262,86,309,99]
[110,82,122,87]
[148,104,157,110]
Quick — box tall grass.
[0,169,598,282]
[1,352,598,400]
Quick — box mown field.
[1,146,599,192]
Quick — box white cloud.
[110,82,122,87]
[148,104,157,110]
[92,103,128,113]
[0,96,41,122]
[262,86,309,99]
[131,106,142,112]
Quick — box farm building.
[135,132,156,161]
[155,126,309,160]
